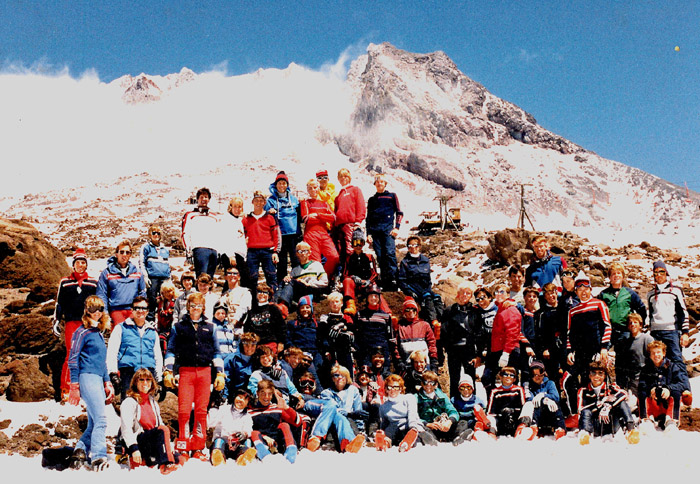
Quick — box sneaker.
[343,299,357,316]
[343,434,365,454]
[276,303,289,319]
[579,430,590,446]
[236,448,257,466]
[191,450,208,461]
[554,428,566,441]
[306,436,322,452]
[69,448,88,469]
[284,444,298,463]
[626,428,640,444]
[211,448,225,466]
[160,463,179,475]
[398,428,418,452]
[565,414,579,429]
[474,405,490,429]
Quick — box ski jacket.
[164,314,223,373]
[566,298,612,355]
[248,364,299,399]
[441,303,480,357]
[647,282,690,333]
[138,241,171,279]
[212,316,237,356]
[242,303,286,345]
[638,358,688,397]
[525,252,566,290]
[181,207,221,251]
[355,308,393,352]
[265,184,300,236]
[106,318,162,380]
[318,182,338,211]
[249,403,303,437]
[395,318,437,365]
[289,260,328,289]
[96,257,146,312]
[334,184,366,225]
[344,251,378,282]
[242,212,281,251]
[451,393,486,422]
[487,384,525,416]
[320,385,363,415]
[286,317,320,354]
[172,288,195,325]
[398,253,433,296]
[366,191,403,232]
[599,286,647,331]
[55,273,98,322]
[533,303,566,358]
[577,381,626,415]
[120,395,164,451]
[527,376,560,402]
[225,350,254,393]
[301,197,335,234]
[475,303,497,356]
[68,326,109,383]
[416,388,459,425]
[491,303,523,354]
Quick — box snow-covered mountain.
[2,43,698,248]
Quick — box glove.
[498,352,510,368]
[109,372,122,396]
[532,393,546,407]
[329,323,345,340]
[214,372,226,391]
[270,366,283,381]
[342,331,355,345]
[186,249,193,264]
[104,381,115,404]
[543,398,558,412]
[351,276,362,285]
[144,275,151,288]
[52,319,61,337]
[163,371,176,389]
[68,382,80,406]
[599,403,611,424]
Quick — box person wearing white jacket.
[119,368,179,474]
[219,197,253,290]
[208,389,257,466]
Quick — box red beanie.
[72,248,88,266]
[402,297,419,312]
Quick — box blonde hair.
[608,262,626,276]
[296,241,311,252]
[337,168,351,180]
[81,295,109,331]
[330,364,353,385]
[160,280,178,299]
[374,174,387,183]
[327,291,343,303]
[307,178,320,188]
[227,196,244,214]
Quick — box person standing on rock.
[53,248,98,402]
[300,178,339,278]
[97,240,146,328]
[646,260,690,364]
[219,196,253,290]
[181,187,221,278]
[525,234,568,291]
[316,169,337,212]
[265,171,301,285]
[366,174,403,291]
[333,168,366,273]
[138,224,171,322]
[598,262,647,350]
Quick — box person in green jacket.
[598,262,647,349]
[415,371,473,446]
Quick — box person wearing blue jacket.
[67,295,115,471]
[450,374,488,432]
[225,332,259,398]
[366,174,403,290]
[138,225,171,322]
[265,171,301,284]
[522,361,565,439]
[106,296,163,400]
[97,240,146,327]
[398,236,443,324]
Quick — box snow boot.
[160,463,179,475]
[343,299,357,316]
[398,428,419,452]
[90,458,109,472]
[253,440,271,461]
[306,436,322,452]
[374,430,389,451]
[554,428,566,441]
[515,424,537,441]
[211,438,227,466]
[341,434,365,454]
[626,428,640,444]
[579,430,590,446]
[236,447,257,466]
[284,444,298,463]
[664,417,679,434]
[69,448,88,469]
[452,428,474,446]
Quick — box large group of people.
[50,169,695,473]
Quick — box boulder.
[434,275,466,306]
[0,218,70,302]
[486,228,532,265]
[0,313,58,356]
[2,357,54,402]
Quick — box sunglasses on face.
[317,176,328,180]
[404,308,417,312]
[151,231,161,235]
[332,373,345,379]
[297,249,310,254]
[132,306,149,311]
[298,380,315,389]
[89,306,105,313]
[407,244,419,248]
[421,380,437,386]
[475,296,488,302]
[501,373,516,378]
[226,271,240,276]
[118,250,131,255]
[386,385,401,390]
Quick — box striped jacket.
[567,297,612,355]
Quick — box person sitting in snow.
[638,340,691,432]
[450,374,488,434]
[521,361,566,440]
[486,366,529,438]
[375,374,424,452]
[247,345,304,409]
[415,371,472,446]
[208,388,257,466]
[576,361,638,445]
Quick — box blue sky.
[2,1,699,191]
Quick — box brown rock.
[434,275,466,306]
[3,357,54,402]
[0,313,58,356]
[0,218,70,302]
[486,228,532,265]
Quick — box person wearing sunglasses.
[485,366,527,438]
[52,248,98,402]
[264,171,301,285]
[316,169,338,212]
[97,240,146,327]
[415,371,471,446]
[394,297,438,374]
[521,360,566,441]
[67,295,114,471]
[138,224,171,322]
[106,296,162,400]
[375,374,423,452]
